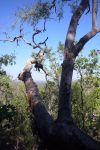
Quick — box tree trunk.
[18,71,100,150]
[18,0,100,149]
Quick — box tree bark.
[19,72,53,141]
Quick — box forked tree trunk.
[18,0,100,149]
[19,71,100,150]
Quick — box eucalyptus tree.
[2,0,100,149]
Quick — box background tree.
[0,54,35,150]
[73,49,100,140]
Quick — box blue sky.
[0,0,100,81]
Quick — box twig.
[39,37,48,46]
[0,35,22,42]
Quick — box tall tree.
[8,0,100,149]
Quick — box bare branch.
[32,29,48,50]
[65,0,89,49]
[21,37,34,48]
[39,37,48,46]
[74,28,100,56]
[85,0,90,14]
[32,29,42,37]
[0,35,22,43]
[19,24,23,35]
[43,19,46,32]
[3,32,10,39]
[0,28,48,50]
[92,0,98,30]
[0,33,36,48]
[73,0,99,57]
[50,0,56,13]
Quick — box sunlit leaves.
[0,75,34,149]
[0,53,16,75]
[73,49,100,140]
[18,1,51,25]
[75,50,99,75]
[0,54,16,66]
[17,0,76,27]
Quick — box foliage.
[17,0,80,27]
[39,47,100,141]
[40,81,59,118]
[72,50,100,141]
[0,75,34,150]
[0,104,25,150]
[0,45,100,150]
[40,46,100,142]
[39,42,63,118]
[0,54,16,75]
[0,47,38,149]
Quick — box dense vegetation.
[0,48,100,149]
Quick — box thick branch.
[58,59,74,121]
[18,71,53,140]
[92,0,98,30]
[58,0,89,122]
[65,0,89,49]
[74,28,100,56]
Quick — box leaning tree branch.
[49,0,56,13]
[85,0,90,14]
[18,70,53,140]
[74,28,100,56]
